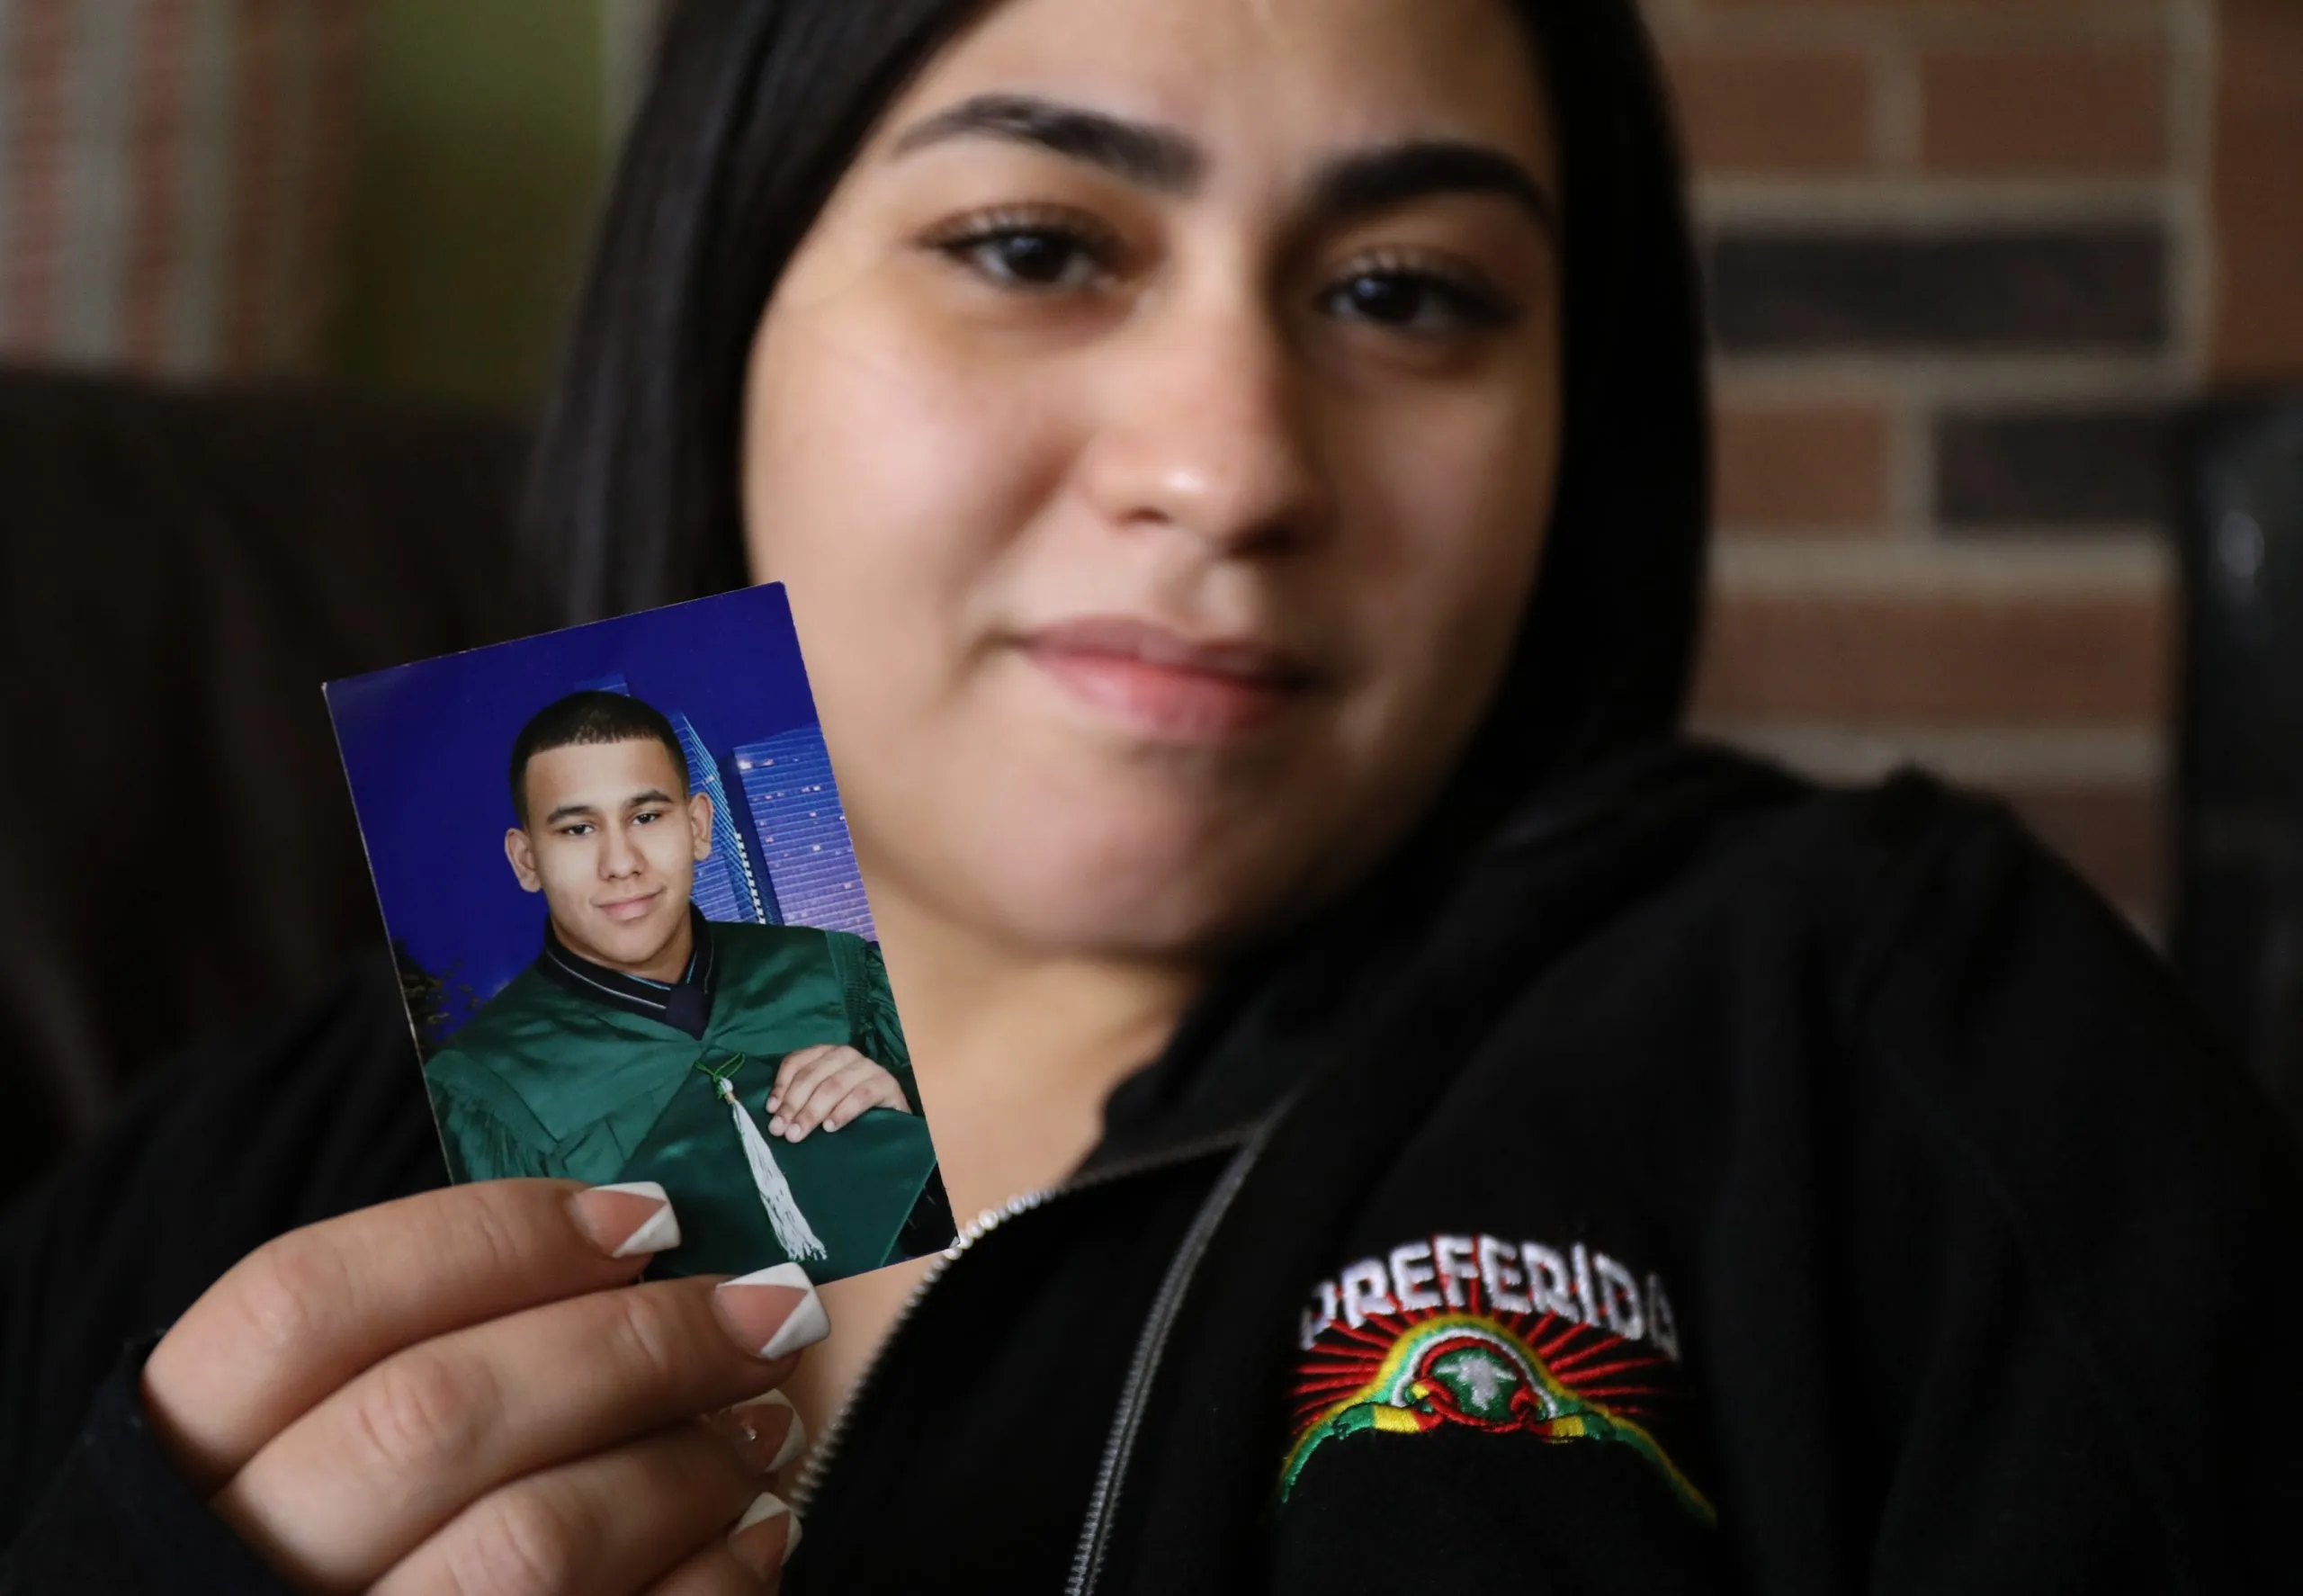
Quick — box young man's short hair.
[508,690,690,825]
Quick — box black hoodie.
[9,746,2303,1593]
[10,0,2303,1589]
[770,745,2303,1594]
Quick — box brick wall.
[1641,0,2303,928]
[2213,0,2303,381]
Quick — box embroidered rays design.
[1283,1307,1715,1523]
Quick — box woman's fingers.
[370,1419,782,1596]
[145,1179,683,1490]
[220,1267,827,1591]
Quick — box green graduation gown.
[421,922,940,1283]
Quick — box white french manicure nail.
[729,1491,801,1574]
[717,1261,829,1360]
[570,1181,682,1258]
[731,1389,809,1471]
[601,1182,681,1257]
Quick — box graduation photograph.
[325,582,954,1287]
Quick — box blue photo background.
[327,583,877,1046]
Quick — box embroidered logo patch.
[1283,1233,1713,1523]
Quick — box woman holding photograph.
[5,0,2300,1591]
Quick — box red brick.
[1691,585,2171,723]
[2212,0,2303,381]
[1662,46,1875,175]
[1921,46,2167,175]
[1709,229,2170,354]
[1713,401,1895,530]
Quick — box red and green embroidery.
[1283,1243,1713,1524]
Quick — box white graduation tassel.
[716,1076,828,1263]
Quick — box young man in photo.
[421,689,946,1280]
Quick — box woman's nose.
[1075,291,1332,556]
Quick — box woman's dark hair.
[524,0,1707,808]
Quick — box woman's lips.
[596,889,664,923]
[1019,616,1315,740]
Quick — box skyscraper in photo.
[719,753,784,926]
[729,724,877,941]
[669,711,770,926]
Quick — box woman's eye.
[1324,268,1513,336]
[932,215,1115,291]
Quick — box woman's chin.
[958,808,1331,963]
[854,744,1373,962]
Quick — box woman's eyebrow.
[888,92,1557,239]
[1310,140,1558,242]
[890,93,1203,193]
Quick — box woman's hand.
[766,1045,912,1142]
[140,1179,825,1593]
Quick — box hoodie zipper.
[1063,1102,1291,1596]
[784,1120,1268,1518]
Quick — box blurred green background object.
[335,0,623,411]
[0,0,646,409]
